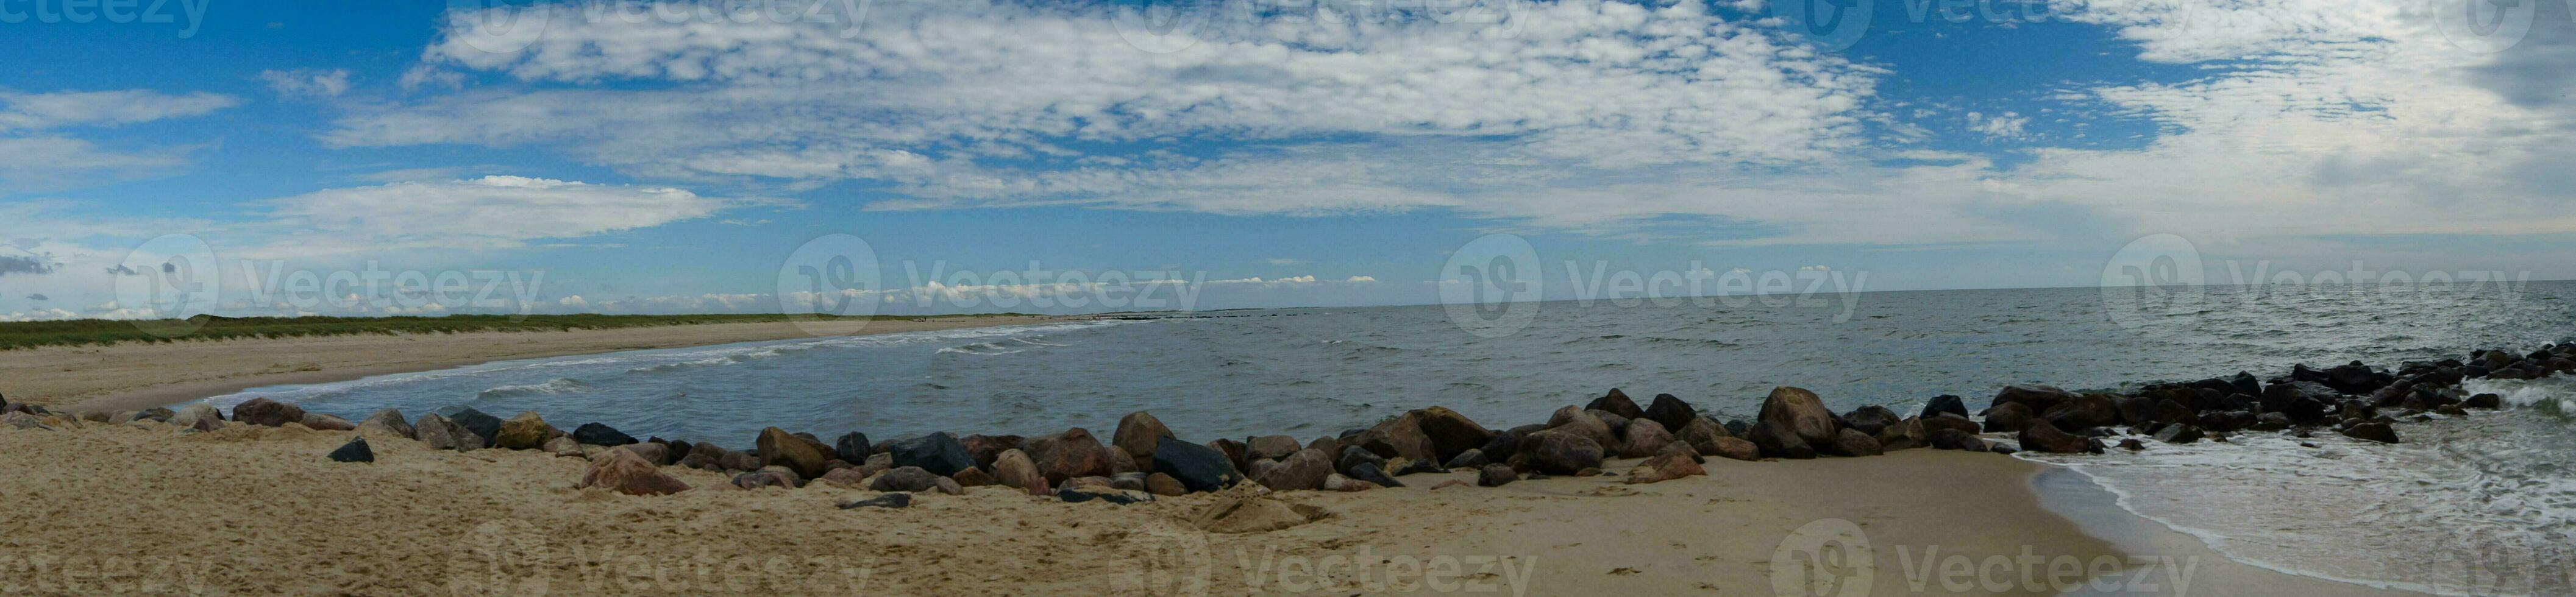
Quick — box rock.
[1444,448,1490,469]
[1991,384,2079,414]
[1058,486,1153,504]
[447,408,502,448]
[952,466,995,487]
[823,431,873,466]
[1746,420,1816,459]
[1111,472,1151,492]
[1322,474,1381,492]
[325,437,374,463]
[870,466,944,492]
[1112,411,1173,464]
[1025,428,1115,484]
[1390,457,1445,476]
[2115,397,2156,427]
[618,442,671,465]
[2466,394,2503,409]
[956,434,1021,470]
[719,451,761,473]
[1306,436,1343,460]
[1412,406,1494,461]
[1822,428,1884,457]
[1927,428,1988,452]
[1678,417,1732,456]
[2016,420,2100,454]
[1352,411,1436,463]
[2153,424,2204,444]
[1982,402,2035,433]
[1640,394,1700,436]
[756,427,831,479]
[1345,462,1404,488]
[298,413,355,432]
[839,493,912,509]
[2042,394,2121,431]
[816,467,874,489]
[887,432,976,476]
[169,404,226,433]
[356,409,413,438]
[1839,406,1901,436]
[541,436,583,457]
[1921,412,1980,436]
[1145,473,1187,496]
[413,414,479,452]
[2200,410,2258,432]
[1990,442,2019,455]
[133,408,176,423]
[2117,439,2147,451]
[230,398,306,428]
[1758,386,1839,447]
[990,449,1045,493]
[1478,431,1522,463]
[1618,419,1674,458]
[1922,395,1969,420]
[677,453,720,471]
[1190,495,1329,533]
[1586,389,1647,420]
[571,423,637,447]
[1876,417,1926,451]
[1152,436,1239,493]
[1246,435,1303,462]
[2340,422,2400,444]
[578,450,691,496]
[494,412,558,450]
[1708,437,1762,461]
[1624,450,1707,484]
[733,470,797,490]
[1255,448,1334,491]
[1478,464,1518,487]
[1515,430,1607,474]
[1545,406,1618,448]
[1337,446,1387,474]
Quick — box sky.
[1,0,2572,319]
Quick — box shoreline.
[0,316,1058,412]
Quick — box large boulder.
[757,427,831,479]
[230,398,306,428]
[1025,428,1115,484]
[300,413,356,432]
[870,467,944,492]
[1821,428,1884,457]
[2152,424,2204,444]
[1874,417,1926,451]
[573,423,638,447]
[1747,420,1816,459]
[494,411,560,450]
[579,450,690,496]
[1112,411,1173,464]
[413,414,479,452]
[1758,387,1840,447]
[1677,417,1732,456]
[2040,394,2120,431]
[1921,395,1969,420]
[1254,448,1334,492]
[1923,412,1980,436]
[1624,450,1706,484]
[887,432,976,476]
[355,409,413,438]
[1151,436,1238,492]
[1545,406,1617,448]
[1513,431,1606,475]
[1412,406,1494,462]
[326,438,374,464]
[956,434,1022,470]
[2016,420,2100,454]
[170,404,226,432]
[992,449,1048,494]
[2115,397,2157,427]
[1927,428,1988,452]
[1351,412,1436,464]
[1991,385,2079,414]
[1839,405,1901,436]
[1707,437,1762,461]
[1982,402,2035,433]
[447,408,502,448]
[1641,394,1700,436]
[1618,419,1674,458]
[1586,389,1646,420]
[2340,422,2401,444]
[1245,435,1303,462]
[833,431,873,464]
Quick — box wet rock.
[1875,417,1927,451]
[495,412,560,451]
[1112,411,1173,464]
[1145,473,1187,496]
[1025,428,1115,484]
[2116,439,2147,451]
[1927,428,1987,452]
[2152,424,2204,444]
[579,450,691,496]
[2152,400,2194,426]
[1624,450,1706,484]
[1921,395,1969,420]
[1255,448,1334,492]
[820,431,872,466]
[1642,394,1701,436]
[2042,394,2121,430]
[1617,419,1674,458]
[413,414,478,452]
[1514,430,1607,475]
[1586,388,1646,420]
[447,408,502,448]
[1821,428,1883,457]
[1708,437,1762,461]
[869,466,944,492]
[2016,420,2101,454]
[1758,386,1840,446]
[1838,406,1901,437]
[230,398,307,428]
[1991,384,2079,414]
[1747,421,1816,459]
[1444,448,1490,469]
[1413,406,1494,461]
[1477,464,1518,487]
[2115,397,2156,427]
[1923,412,1980,436]
[2199,410,2258,433]
[2466,394,2503,409]
[1589,409,1631,437]
[572,423,637,447]
[2340,422,2400,444]
[839,493,911,509]
[887,432,975,477]
[757,427,831,479]
[1345,462,1404,488]
[300,413,356,432]
[1724,419,1751,437]
[1152,436,1239,493]
[1990,442,2019,455]
[356,409,412,438]
[1982,403,2035,433]
[326,437,374,463]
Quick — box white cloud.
[0,90,239,130]
[252,175,743,256]
[1966,111,2030,140]
[258,69,352,97]
[0,136,196,191]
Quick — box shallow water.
[207,281,2576,593]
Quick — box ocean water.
[205,281,2576,593]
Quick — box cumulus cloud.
[0,90,239,130]
[258,69,352,97]
[0,253,55,276]
[252,175,745,255]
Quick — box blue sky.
[2,0,2574,319]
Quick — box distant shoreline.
[0,316,1058,412]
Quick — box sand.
[0,317,1055,412]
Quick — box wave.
[476,378,594,398]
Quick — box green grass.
[0,313,1035,351]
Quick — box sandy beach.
[0,316,1055,412]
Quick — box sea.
[202,281,2576,595]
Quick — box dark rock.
[230,398,307,428]
[1746,421,1816,459]
[1724,419,1752,437]
[1345,462,1404,488]
[1642,394,1700,435]
[1838,405,1901,437]
[886,433,976,476]
[1982,402,2035,433]
[1922,395,1969,420]
[833,431,873,464]
[2199,410,2257,433]
[2152,400,2194,426]
[2016,420,2100,454]
[2115,397,2156,427]
[2153,424,2204,444]
[870,466,944,492]
[1352,411,1437,463]
[1445,448,1490,469]
[1757,386,1840,446]
[2466,394,2503,409]
[326,437,374,463]
[1822,428,1883,457]
[1150,437,1238,493]
[1476,464,1518,487]
[956,434,1022,470]
[1990,442,2019,455]
[1586,389,1646,420]
[1927,428,1988,452]
[1875,417,1926,451]
[1412,406,1493,461]
[1478,431,1521,463]
[1208,439,1249,473]
[1254,448,1334,491]
[2116,439,2147,451]
[2316,361,2394,395]
[571,422,636,447]
[1678,417,1732,456]
[447,408,502,448]
[2041,394,2121,430]
[1991,384,2078,414]
[2228,372,2264,396]
[1056,487,1150,505]
[839,493,912,509]
[1514,430,1607,474]
[1618,419,1674,458]
[1709,437,1762,461]
[2340,422,2400,444]
[1923,412,1980,436]
[1337,447,1387,475]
